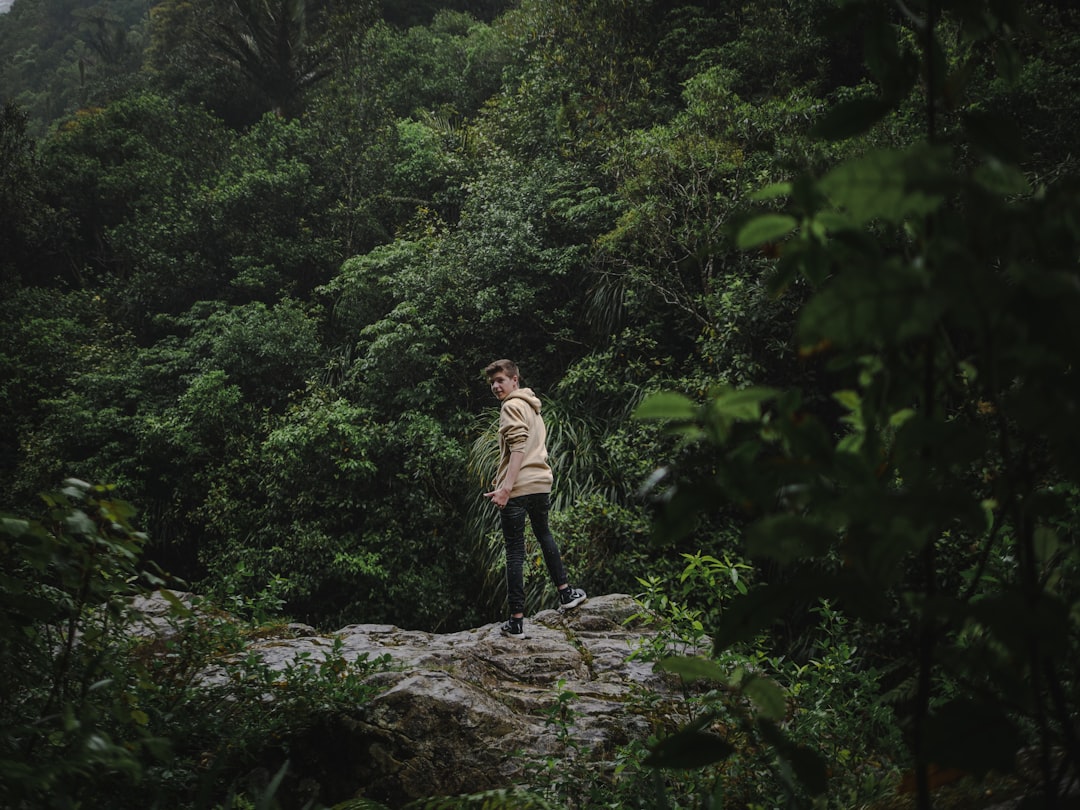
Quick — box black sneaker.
[500,616,525,639]
[558,587,587,610]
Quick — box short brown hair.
[485,359,519,379]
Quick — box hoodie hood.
[504,387,542,414]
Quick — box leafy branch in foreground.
[634,0,1080,807]
[0,478,161,808]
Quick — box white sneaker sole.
[558,592,587,611]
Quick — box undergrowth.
[0,480,391,810]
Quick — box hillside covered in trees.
[2,0,1080,807]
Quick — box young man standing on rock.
[483,359,586,639]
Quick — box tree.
[484,0,669,164]
[0,287,106,509]
[206,0,333,119]
[106,110,340,317]
[144,0,263,126]
[360,11,512,120]
[0,102,65,285]
[39,91,227,294]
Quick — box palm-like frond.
[465,410,511,615]
[416,108,474,154]
[207,0,333,117]
[586,264,629,337]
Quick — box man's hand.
[483,487,512,509]
[485,451,523,509]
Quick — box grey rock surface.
[133,592,699,806]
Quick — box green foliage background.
[2,0,1080,806]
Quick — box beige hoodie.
[494,387,553,497]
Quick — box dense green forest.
[3,0,1080,806]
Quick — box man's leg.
[523,492,569,588]
[500,497,528,617]
[525,493,587,610]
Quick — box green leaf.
[741,674,787,721]
[862,14,917,101]
[644,729,734,770]
[833,389,860,412]
[973,162,1031,196]
[819,148,945,225]
[159,589,194,617]
[749,182,792,201]
[798,261,945,348]
[758,721,830,795]
[708,386,779,420]
[657,656,728,683]
[813,210,853,233]
[811,96,894,141]
[1033,526,1059,567]
[64,510,97,536]
[736,214,798,250]
[1,517,30,537]
[257,760,291,810]
[888,408,916,428]
[633,392,697,421]
[863,15,902,87]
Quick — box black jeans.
[500,492,569,615]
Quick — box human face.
[489,372,519,401]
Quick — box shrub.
[0,480,390,809]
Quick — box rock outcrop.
[132,592,699,808]
[266,594,691,806]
